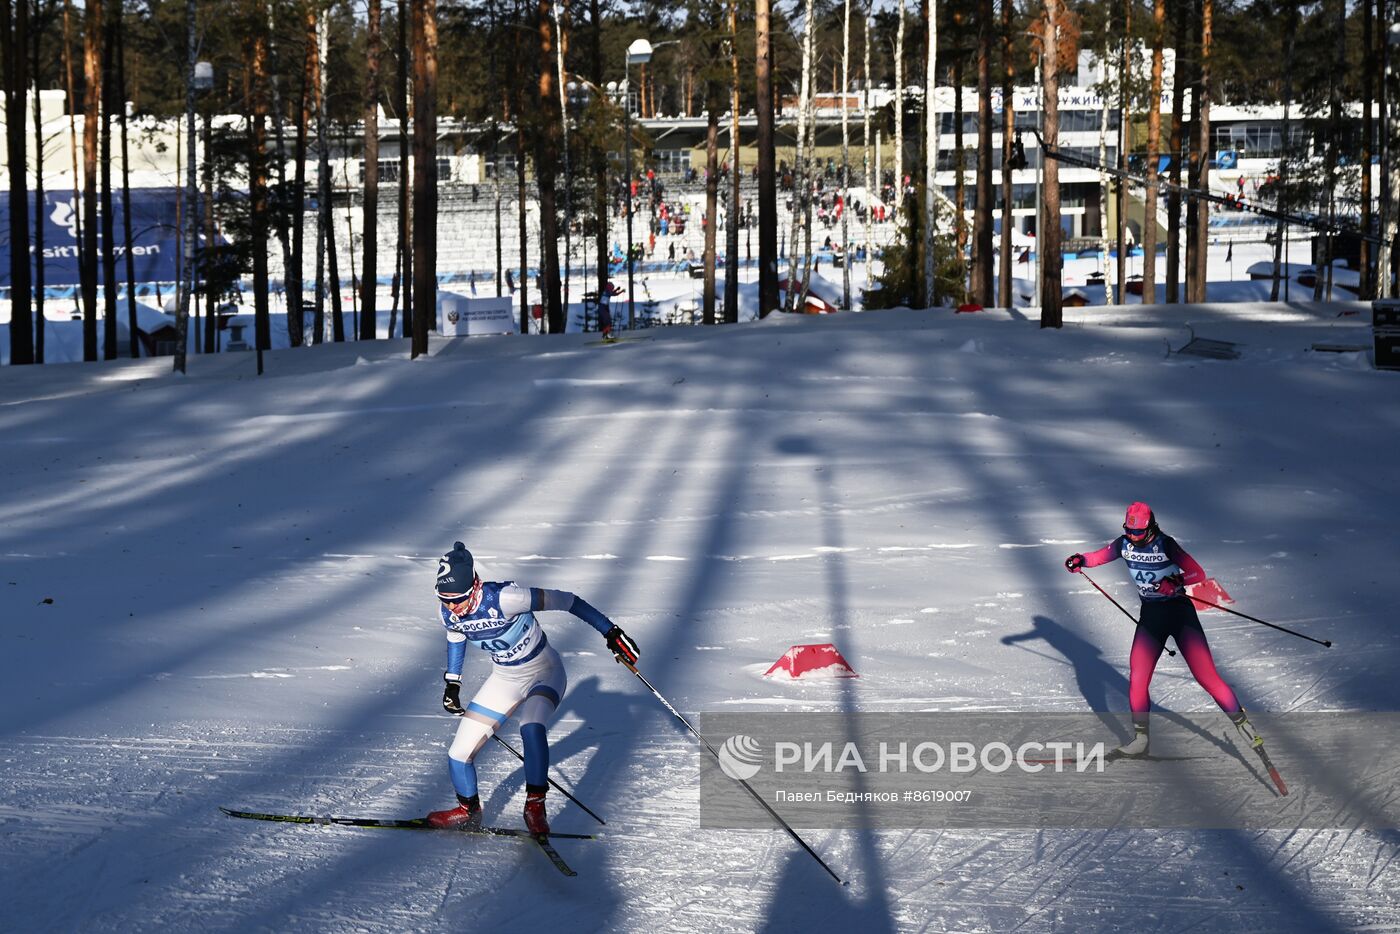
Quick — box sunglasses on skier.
[438,576,482,613]
[1123,525,1152,542]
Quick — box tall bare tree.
[971,0,994,306]
[702,28,720,326]
[783,0,814,314]
[724,0,739,323]
[922,0,938,308]
[81,0,102,360]
[32,0,48,363]
[267,5,295,346]
[588,0,606,303]
[289,6,316,347]
[3,0,34,363]
[1268,3,1296,301]
[312,8,327,343]
[862,9,872,296]
[895,0,905,220]
[396,0,412,338]
[63,0,83,348]
[1113,0,1129,303]
[117,3,138,358]
[996,0,1013,308]
[1165,0,1185,302]
[247,0,272,356]
[1361,0,1374,299]
[411,0,437,356]
[1316,0,1344,301]
[535,0,563,333]
[100,0,117,360]
[173,0,194,372]
[1038,0,1064,328]
[361,0,381,339]
[1189,0,1211,303]
[840,0,851,309]
[1141,0,1165,303]
[954,54,966,266]
[755,0,778,316]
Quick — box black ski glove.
[605,625,640,666]
[442,675,464,714]
[1065,554,1085,572]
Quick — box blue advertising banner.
[0,187,184,288]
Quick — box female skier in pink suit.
[1064,502,1260,756]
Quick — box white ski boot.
[1112,722,1150,758]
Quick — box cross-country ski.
[218,807,598,839]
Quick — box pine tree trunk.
[267,4,295,344]
[203,113,216,352]
[784,0,813,313]
[1098,57,1111,301]
[290,8,315,347]
[895,0,904,221]
[1190,0,1211,303]
[755,0,778,316]
[397,0,412,338]
[1165,0,1185,303]
[118,6,139,358]
[516,123,529,332]
[1039,0,1063,328]
[972,0,993,306]
[100,0,118,360]
[840,0,851,309]
[997,0,1013,309]
[63,0,84,354]
[1115,0,1130,304]
[411,0,437,355]
[954,57,966,276]
[1270,20,1294,301]
[1361,0,1374,299]
[31,3,46,363]
[4,0,34,364]
[1318,0,1344,302]
[248,0,271,353]
[81,0,102,361]
[863,10,873,296]
[922,0,938,308]
[703,104,719,324]
[327,187,344,340]
[589,0,606,302]
[724,0,740,323]
[312,9,327,343]
[173,0,195,372]
[535,0,562,333]
[1141,0,1164,303]
[362,0,381,339]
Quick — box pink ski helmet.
[1123,502,1158,543]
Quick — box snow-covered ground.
[2,295,1397,932]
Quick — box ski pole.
[1186,594,1333,647]
[1079,571,1176,656]
[620,660,847,886]
[490,734,607,826]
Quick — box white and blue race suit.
[439,581,614,799]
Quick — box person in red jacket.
[1065,502,1260,757]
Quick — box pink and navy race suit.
[1081,533,1241,723]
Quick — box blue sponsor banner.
[0,187,183,288]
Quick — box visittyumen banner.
[0,188,186,288]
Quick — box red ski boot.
[427,794,482,829]
[523,790,550,836]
